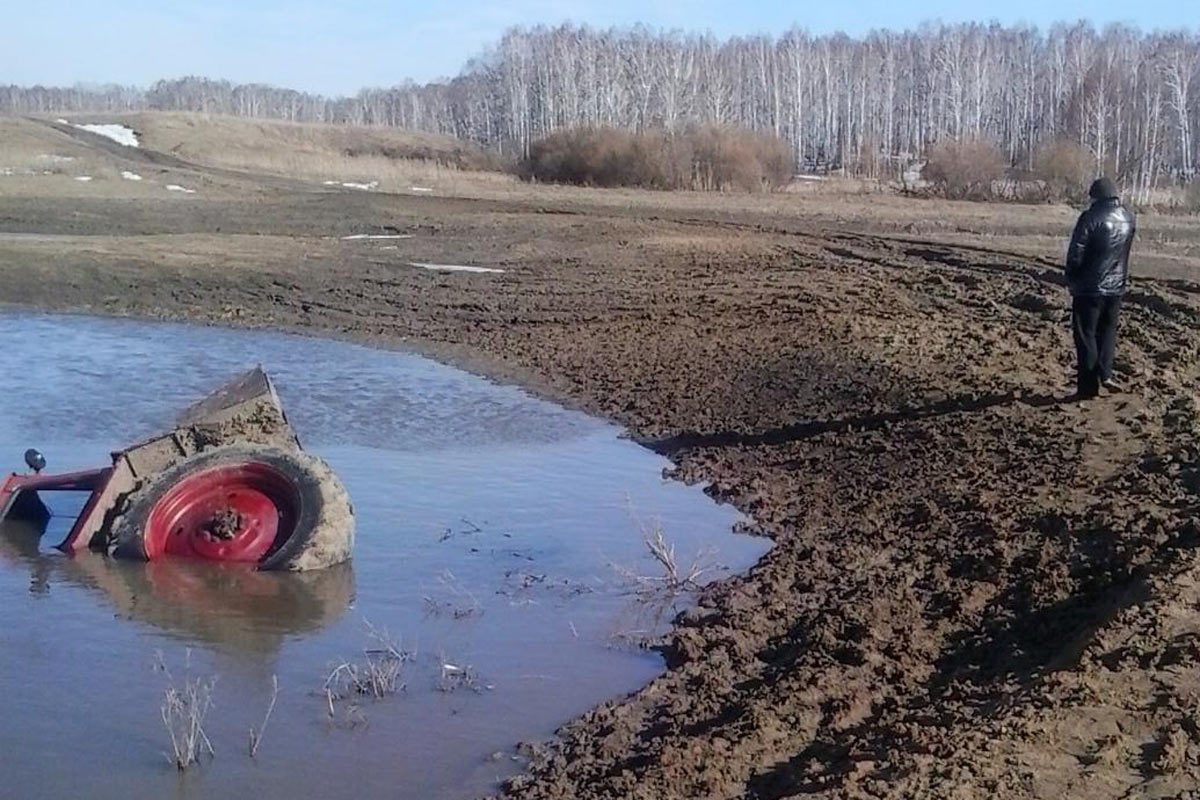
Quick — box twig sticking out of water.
[605,504,728,649]
[248,675,279,758]
[611,513,722,601]
[155,651,217,770]
[364,619,412,661]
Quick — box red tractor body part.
[0,367,351,571]
[0,467,113,552]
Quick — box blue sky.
[1,0,1192,95]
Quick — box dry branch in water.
[248,675,279,758]
[605,506,728,648]
[611,508,723,601]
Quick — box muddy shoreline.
[4,163,1200,798]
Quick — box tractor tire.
[109,445,354,571]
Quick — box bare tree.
[4,23,1198,186]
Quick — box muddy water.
[0,312,767,800]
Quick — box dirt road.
[3,120,1200,798]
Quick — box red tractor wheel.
[110,446,354,571]
[142,462,300,563]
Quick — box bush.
[1186,178,1200,212]
[520,125,795,192]
[1032,139,1094,203]
[921,138,1008,200]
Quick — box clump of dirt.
[184,400,294,452]
[205,508,241,540]
[1007,290,1058,315]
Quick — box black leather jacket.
[1066,198,1136,297]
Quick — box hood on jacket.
[1089,177,1119,201]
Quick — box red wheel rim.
[143,462,301,563]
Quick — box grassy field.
[70,112,513,196]
[5,111,1197,280]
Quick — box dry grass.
[197,147,514,195]
[154,651,217,770]
[322,621,412,718]
[0,116,211,199]
[437,654,485,693]
[121,112,499,169]
[1185,180,1200,212]
[0,117,125,189]
[2,113,516,197]
[324,658,402,705]
[117,112,515,196]
[422,569,483,619]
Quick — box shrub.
[1186,178,1200,212]
[1033,139,1095,203]
[520,125,795,192]
[921,138,1008,200]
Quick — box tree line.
[3,21,1198,192]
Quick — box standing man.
[1065,177,1137,399]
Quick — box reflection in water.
[0,519,354,655]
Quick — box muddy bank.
[3,179,1200,799]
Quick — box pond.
[0,312,768,800]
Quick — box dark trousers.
[1071,294,1121,397]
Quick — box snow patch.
[340,234,413,241]
[37,154,76,163]
[341,180,379,191]
[409,262,505,275]
[74,176,93,182]
[73,123,140,148]
[121,171,143,181]
[165,184,196,194]
[55,118,69,125]
[409,186,433,193]
[322,180,339,185]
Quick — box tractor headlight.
[24,449,46,474]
